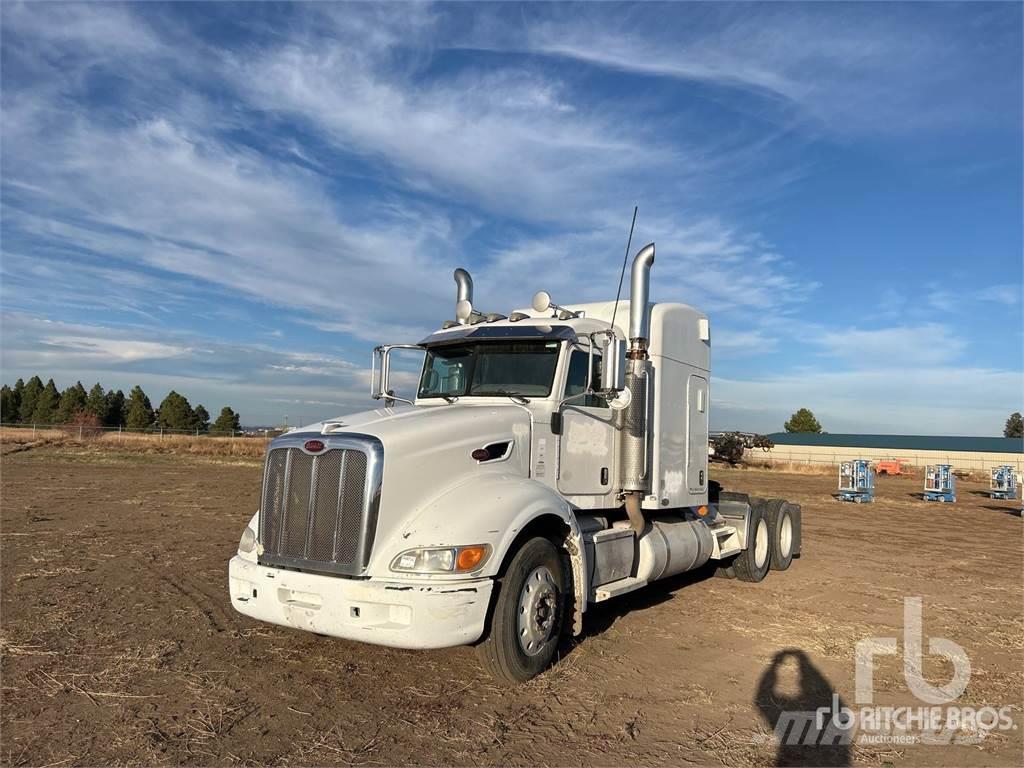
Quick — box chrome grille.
[258,437,381,576]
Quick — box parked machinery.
[838,459,874,503]
[923,464,956,502]
[990,465,1018,500]
[875,459,909,476]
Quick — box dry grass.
[0,426,269,458]
[738,459,840,476]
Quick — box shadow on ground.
[754,648,851,767]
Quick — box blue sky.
[1,1,1021,434]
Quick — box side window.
[564,350,607,408]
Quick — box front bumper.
[228,556,493,649]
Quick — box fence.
[748,444,1024,474]
[0,422,275,441]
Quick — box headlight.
[390,544,491,574]
[238,526,257,554]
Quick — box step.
[592,576,648,602]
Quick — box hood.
[290,404,534,574]
[299,403,531,451]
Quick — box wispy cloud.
[1,2,1018,429]
[815,323,966,367]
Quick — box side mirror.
[531,290,551,313]
[370,344,423,406]
[599,335,626,392]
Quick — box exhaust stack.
[628,243,655,345]
[453,268,474,325]
[620,243,655,533]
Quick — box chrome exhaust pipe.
[453,268,474,325]
[621,243,655,531]
[628,243,655,346]
[454,268,473,305]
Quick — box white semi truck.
[229,243,801,682]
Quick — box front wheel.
[476,537,565,684]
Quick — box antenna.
[610,206,638,333]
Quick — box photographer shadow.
[754,649,851,767]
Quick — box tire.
[714,561,736,579]
[766,499,799,571]
[733,500,771,582]
[476,537,566,684]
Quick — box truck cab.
[229,243,801,682]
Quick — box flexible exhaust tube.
[624,490,646,534]
[628,243,655,345]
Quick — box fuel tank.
[635,515,714,582]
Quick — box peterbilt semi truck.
[229,243,801,682]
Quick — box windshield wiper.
[472,389,531,404]
[441,394,459,404]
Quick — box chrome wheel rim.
[754,519,769,568]
[517,565,558,657]
[780,512,793,558]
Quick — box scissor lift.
[838,459,874,503]
[923,464,956,502]
[990,465,1018,500]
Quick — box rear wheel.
[733,500,771,582]
[476,537,565,684]
[766,499,799,571]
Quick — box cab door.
[557,347,617,498]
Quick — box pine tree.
[212,406,241,435]
[85,383,108,422]
[19,376,43,423]
[193,404,210,433]
[1,384,19,423]
[32,379,61,424]
[11,379,25,423]
[124,386,154,430]
[1005,412,1024,439]
[55,382,88,424]
[784,408,823,434]
[105,389,126,427]
[157,390,195,431]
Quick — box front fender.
[371,473,576,579]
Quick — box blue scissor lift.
[990,465,1018,500]
[923,464,956,502]
[838,459,874,503]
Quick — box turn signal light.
[471,448,491,461]
[456,545,488,571]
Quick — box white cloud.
[815,323,966,367]
[40,336,187,363]
[516,3,1018,135]
[976,284,1021,306]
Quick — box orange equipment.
[875,459,909,476]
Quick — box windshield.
[417,341,561,399]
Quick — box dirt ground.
[2,447,1021,767]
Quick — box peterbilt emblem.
[304,439,325,453]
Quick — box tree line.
[0,376,241,434]
[783,407,1024,438]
